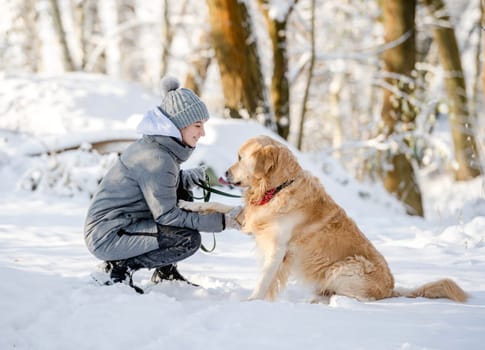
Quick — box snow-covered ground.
[0,73,484,350]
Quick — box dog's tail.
[392,278,468,302]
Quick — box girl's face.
[181,120,207,147]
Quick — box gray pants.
[94,183,201,267]
[117,225,201,269]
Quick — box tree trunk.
[297,0,316,150]
[160,0,172,78]
[184,31,212,96]
[258,0,297,140]
[206,0,273,128]
[380,0,424,216]
[79,0,104,73]
[98,0,121,77]
[23,0,42,72]
[483,0,485,104]
[49,0,76,71]
[423,0,482,180]
[73,0,85,68]
[471,0,483,120]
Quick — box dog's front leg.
[178,200,235,214]
[248,241,287,301]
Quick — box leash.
[193,180,242,200]
[192,178,241,253]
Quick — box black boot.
[105,260,144,294]
[151,264,199,287]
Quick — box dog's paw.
[310,295,331,304]
[247,292,263,301]
[178,200,199,211]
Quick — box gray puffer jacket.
[84,108,224,260]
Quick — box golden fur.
[180,135,468,303]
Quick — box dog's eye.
[238,154,242,161]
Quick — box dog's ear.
[255,144,279,176]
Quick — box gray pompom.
[160,76,180,97]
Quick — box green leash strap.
[194,178,218,253]
[192,179,241,253]
[200,234,216,253]
[194,181,242,199]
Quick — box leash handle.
[189,175,212,202]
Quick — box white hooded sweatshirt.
[136,107,182,140]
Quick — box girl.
[84,77,239,292]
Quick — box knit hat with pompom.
[158,77,210,130]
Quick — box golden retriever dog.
[180,135,468,303]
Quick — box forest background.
[1,0,484,216]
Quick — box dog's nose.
[224,170,234,183]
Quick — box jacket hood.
[136,107,182,140]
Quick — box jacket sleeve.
[134,151,224,232]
